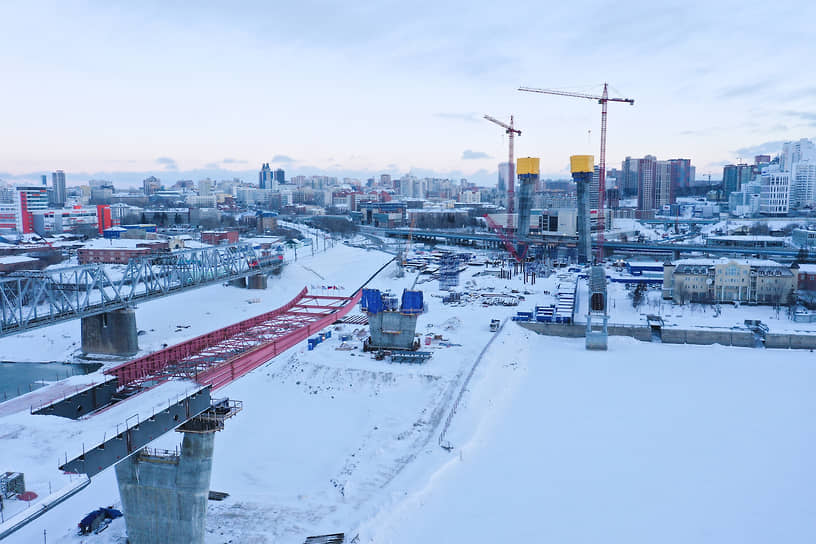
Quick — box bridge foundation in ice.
[248,273,268,289]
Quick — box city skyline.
[1,1,814,185]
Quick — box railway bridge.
[0,242,284,354]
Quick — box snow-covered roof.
[674,257,784,267]
[0,255,38,265]
[80,238,165,250]
[708,235,782,242]
[797,264,816,273]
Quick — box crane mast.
[519,84,634,261]
[484,114,521,235]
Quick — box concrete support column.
[115,432,215,544]
[247,273,268,290]
[229,277,247,288]
[571,155,594,265]
[81,307,138,356]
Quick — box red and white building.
[14,186,49,233]
[0,204,16,231]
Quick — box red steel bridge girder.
[104,288,361,390]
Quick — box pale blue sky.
[0,0,814,186]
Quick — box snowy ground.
[359,334,816,544]
[3,242,816,544]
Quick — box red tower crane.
[484,114,521,235]
[518,84,634,259]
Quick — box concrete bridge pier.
[247,273,268,289]
[115,432,215,544]
[81,307,138,356]
[229,277,247,288]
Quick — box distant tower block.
[585,265,609,350]
[571,155,594,265]
[516,157,540,238]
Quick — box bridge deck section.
[104,287,361,391]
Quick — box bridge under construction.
[3,285,361,543]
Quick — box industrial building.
[359,201,406,227]
[201,230,240,245]
[78,239,170,264]
[0,255,41,273]
[705,235,788,250]
[792,228,816,249]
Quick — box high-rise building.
[781,138,816,171]
[722,164,753,197]
[791,160,816,208]
[41,174,47,186]
[668,158,694,196]
[199,179,213,196]
[143,176,161,196]
[274,169,285,184]
[655,160,673,209]
[259,163,274,189]
[15,185,49,233]
[620,157,640,197]
[755,155,771,165]
[590,165,600,210]
[759,165,791,216]
[51,170,66,207]
[635,155,657,215]
[497,162,510,193]
[379,174,391,188]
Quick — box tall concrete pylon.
[115,399,241,544]
[571,155,594,265]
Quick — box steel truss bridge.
[0,242,283,336]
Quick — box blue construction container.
[400,289,424,315]
[361,289,384,314]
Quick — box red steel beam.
[104,287,361,390]
[197,289,362,389]
[105,287,310,386]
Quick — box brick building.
[201,230,239,245]
[78,240,169,265]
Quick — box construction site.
[2,83,816,544]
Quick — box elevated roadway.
[377,227,801,260]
